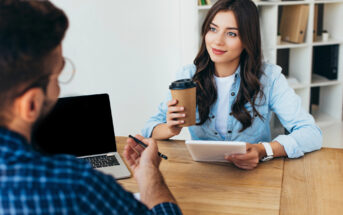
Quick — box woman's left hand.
[225,143,264,170]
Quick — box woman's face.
[205,10,243,67]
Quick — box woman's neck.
[214,60,240,77]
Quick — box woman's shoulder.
[175,64,197,80]
[260,62,283,84]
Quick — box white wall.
[52,0,195,137]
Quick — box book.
[279,5,309,43]
[313,4,318,41]
[277,49,289,77]
[313,45,339,80]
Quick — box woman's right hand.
[166,99,185,136]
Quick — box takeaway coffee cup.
[169,79,197,127]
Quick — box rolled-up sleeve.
[141,93,172,138]
[141,64,196,138]
[269,71,322,158]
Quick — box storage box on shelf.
[183,0,343,137]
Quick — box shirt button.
[231,92,235,96]
[229,112,233,116]
[214,132,218,135]
[211,115,215,119]
[228,130,232,134]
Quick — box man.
[0,0,182,214]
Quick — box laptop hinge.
[106,152,116,156]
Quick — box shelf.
[255,1,278,6]
[256,1,310,6]
[311,74,341,87]
[312,105,339,127]
[277,1,310,6]
[291,83,308,89]
[287,77,308,89]
[276,41,309,49]
[314,0,343,4]
[197,5,211,10]
[313,37,343,46]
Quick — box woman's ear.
[14,88,45,123]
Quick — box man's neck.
[6,120,31,142]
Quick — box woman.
[142,0,322,170]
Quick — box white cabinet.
[180,0,343,137]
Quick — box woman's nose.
[214,32,225,45]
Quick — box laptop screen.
[32,94,116,157]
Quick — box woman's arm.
[270,70,322,158]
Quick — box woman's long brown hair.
[193,0,264,131]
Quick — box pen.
[128,135,168,160]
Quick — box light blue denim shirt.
[142,63,322,158]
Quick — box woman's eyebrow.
[210,22,238,30]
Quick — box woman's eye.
[209,27,216,32]
[227,32,237,37]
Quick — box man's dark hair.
[0,0,68,124]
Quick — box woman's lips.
[212,48,226,55]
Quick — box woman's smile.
[212,48,227,55]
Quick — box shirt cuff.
[141,121,163,138]
[273,134,304,158]
[152,202,182,215]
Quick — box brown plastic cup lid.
[169,79,196,90]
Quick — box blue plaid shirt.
[0,127,182,215]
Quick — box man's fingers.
[123,145,139,167]
[127,136,145,153]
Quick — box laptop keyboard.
[81,155,120,168]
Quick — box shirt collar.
[0,126,34,157]
[234,65,241,79]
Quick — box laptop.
[32,94,131,179]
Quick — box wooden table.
[116,137,343,215]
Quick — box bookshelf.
[180,0,343,137]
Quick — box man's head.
[0,0,68,137]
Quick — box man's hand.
[123,135,177,208]
[123,134,161,180]
[225,143,265,170]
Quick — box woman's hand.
[225,143,265,170]
[166,99,185,136]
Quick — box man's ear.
[14,88,45,123]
